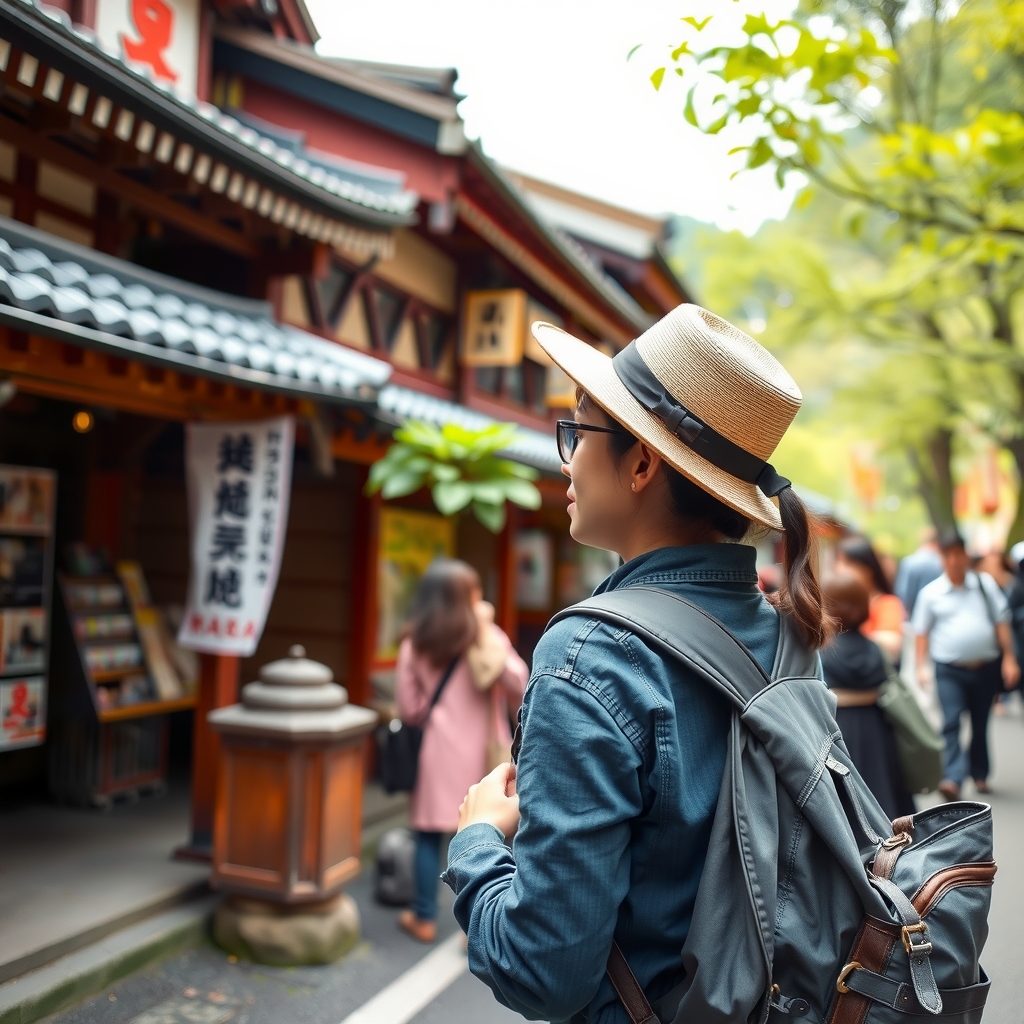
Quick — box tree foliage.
[365,421,542,533]
[649,0,1024,540]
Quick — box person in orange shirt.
[836,535,906,663]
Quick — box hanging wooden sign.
[461,289,527,367]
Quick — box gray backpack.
[555,587,995,1024]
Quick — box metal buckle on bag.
[835,962,862,995]
[902,922,932,955]
[881,832,912,850]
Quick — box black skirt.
[835,705,916,820]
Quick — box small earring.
[631,482,636,491]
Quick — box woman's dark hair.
[577,390,831,648]
[837,535,892,595]
[822,571,870,633]
[406,558,480,667]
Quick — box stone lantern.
[207,645,378,965]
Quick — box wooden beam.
[0,115,259,257]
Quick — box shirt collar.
[593,543,760,594]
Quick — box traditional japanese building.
[0,0,692,987]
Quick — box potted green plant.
[365,421,542,532]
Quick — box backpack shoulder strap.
[550,585,777,710]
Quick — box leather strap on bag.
[607,942,659,1024]
[422,655,460,725]
[872,815,915,881]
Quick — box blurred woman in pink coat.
[395,559,528,943]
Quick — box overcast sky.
[305,0,800,234]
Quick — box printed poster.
[0,607,46,674]
[0,677,46,749]
[515,530,554,611]
[178,417,294,657]
[375,508,456,661]
[0,466,55,534]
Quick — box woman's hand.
[457,763,520,837]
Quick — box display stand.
[49,563,196,808]
[0,466,57,753]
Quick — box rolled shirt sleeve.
[443,670,644,1023]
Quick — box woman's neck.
[617,518,724,564]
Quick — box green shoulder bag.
[877,667,944,794]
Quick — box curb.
[0,895,218,1024]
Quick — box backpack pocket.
[827,804,995,1024]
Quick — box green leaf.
[431,480,474,515]
[429,463,461,483]
[501,478,543,509]
[498,459,540,480]
[684,86,699,127]
[681,15,712,31]
[381,468,428,500]
[627,43,642,60]
[470,481,507,505]
[471,500,506,534]
[650,67,666,91]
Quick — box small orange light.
[72,409,93,433]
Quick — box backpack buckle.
[902,922,932,955]
[835,962,862,995]
[881,832,912,850]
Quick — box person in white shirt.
[913,533,1020,800]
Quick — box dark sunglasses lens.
[557,422,576,463]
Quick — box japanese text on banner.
[178,417,294,656]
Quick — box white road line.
[338,932,468,1024]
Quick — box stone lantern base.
[212,892,360,966]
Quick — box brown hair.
[837,535,893,595]
[406,558,480,667]
[822,572,870,633]
[576,390,831,649]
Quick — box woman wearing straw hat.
[442,305,828,1023]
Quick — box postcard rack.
[49,563,196,807]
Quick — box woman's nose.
[561,463,571,478]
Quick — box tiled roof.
[377,385,560,474]
[0,0,418,251]
[0,216,392,402]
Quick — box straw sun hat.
[532,304,802,532]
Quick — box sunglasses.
[555,419,632,464]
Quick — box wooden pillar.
[347,483,380,709]
[176,653,239,860]
[496,504,519,644]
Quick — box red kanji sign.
[122,0,178,82]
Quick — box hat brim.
[533,321,783,532]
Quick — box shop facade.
[0,0,695,980]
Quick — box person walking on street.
[394,558,528,943]
[835,535,906,663]
[820,572,914,819]
[913,533,1020,799]
[895,528,942,619]
[443,304,829,1023]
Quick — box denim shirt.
[443,544,781,1024]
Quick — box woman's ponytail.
[774,487,833,649]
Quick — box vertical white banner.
[178,417,294,657]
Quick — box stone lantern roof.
[208,646,377,741]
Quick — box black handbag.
[378,656,459,794]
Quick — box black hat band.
[611,343,792,499]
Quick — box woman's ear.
[629,442,663,494]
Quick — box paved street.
[47,708,1024,1024]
